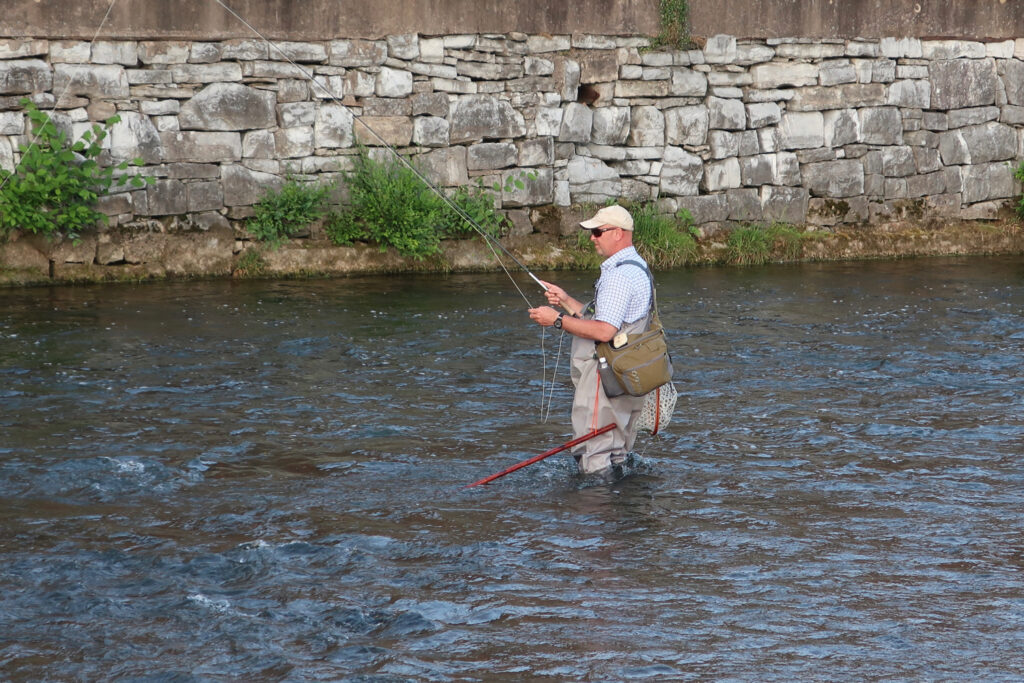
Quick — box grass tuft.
[725,223,806,266]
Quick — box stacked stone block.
[0,32,1022,239]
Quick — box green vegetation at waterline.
[324,148,506,260]
[245,149,507,260]
[242,165,823,270]
[725,222,809,266]
[0,99,150,242]
[570,200,815,269]
[233,247,268,278]
[246,177,333,249]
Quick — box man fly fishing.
[528,205,654,476]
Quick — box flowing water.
[2,256,1023,681]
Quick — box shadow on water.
[2,256,1024,680]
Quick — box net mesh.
[637,382,677,434]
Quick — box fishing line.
[211,0,545,309]
[540,328,566,423]
[0,0,121,195]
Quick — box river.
[2,256,1023,680]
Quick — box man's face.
[588,226,622,257]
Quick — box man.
[528,204,653,475]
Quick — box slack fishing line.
[212,0,570,420]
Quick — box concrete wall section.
[3,0,661,41]
[6,1,1024,42]
[690,0,1024,41]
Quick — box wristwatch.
[553,312,564,329]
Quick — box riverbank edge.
[1,218,1022,288]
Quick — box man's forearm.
[560,316,616,342]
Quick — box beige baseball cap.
[579,205,634,231]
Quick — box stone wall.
[1,31,1024,281]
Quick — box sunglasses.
[585,226,619,237]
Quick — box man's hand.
[538,281,568,308]
[528,306,560,326]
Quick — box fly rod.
[463,424,617,488]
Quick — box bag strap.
[614,259,659,327]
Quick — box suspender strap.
[614,259,656,319]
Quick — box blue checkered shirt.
[593,247,652,329]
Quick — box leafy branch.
[0,98,149,242]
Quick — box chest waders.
[568,261,654,474]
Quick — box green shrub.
[325,151,444,259]
[442,182,506,239]
[326,149,505,259]
[725,223,805,266]
[1014,161,1024,219]
[0,98,148,242]
[247,177,332,248]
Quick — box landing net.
[637,382,677,435]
